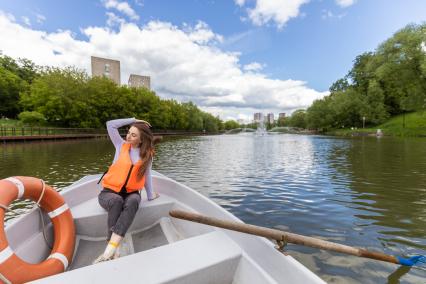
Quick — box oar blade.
[397,255,426,266]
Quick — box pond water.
[1,134,426,283]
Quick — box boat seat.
[33,231,243,284]
[71,194,176,237]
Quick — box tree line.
[281,23,426,130]
[2,23,424,133]
[0,55,232,132]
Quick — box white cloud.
[0,12,327,120]
[106,12,126,27]
[236,0,310,29]
[134,0,144,7]
[102,0,139,20]
[335,0,356,8]
[35,13,46,24]
[243,62,264,72]
[235,0,246,7]
[21,16,31,26]
[184,21,223,44]
[1,11,15,22]
[321,9,346,20]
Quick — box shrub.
[18,111,46,125]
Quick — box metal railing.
[0,126,107,137]
[0,126,213,138]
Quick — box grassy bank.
[327,111,426,137]
[0,118,23,127]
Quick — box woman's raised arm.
[106,118,136,148]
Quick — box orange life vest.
[102,143,146,193]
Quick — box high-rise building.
[128,74,151,89]
[91,56,121,85]
[254,113,264,123]
[267,113,274,124]
[279,113,286,119]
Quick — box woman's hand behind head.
[135,119,151,128]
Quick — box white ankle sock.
[103,241,119,258]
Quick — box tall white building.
[267,113,274,124]
[128,74,151,89]
[91,56,121,85]
[253,113,264,123]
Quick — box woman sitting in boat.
[94,118,159,263]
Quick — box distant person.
[94,118,159,263]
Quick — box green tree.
[363,80,389,125]
[166,99,189,130]
[306,97,335,130]
[374,24,426,114]
[276,116,288,127]
[329,77,350,93]
[224,120,239,130]
[202,112,220,132]
[1,52,227,130]
[348,52,375,94]
[20,67,89,127]
[0,66,24,118]
[182,102,203,131]
[18,111,46,125]
[306,23,426,130]
[331,90,366,128]
[288,109,307,128]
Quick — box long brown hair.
[131,122,155,179]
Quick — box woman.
[94,118,159,263]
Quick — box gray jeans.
[98,188,141,239]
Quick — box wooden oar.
[169,209,426,266]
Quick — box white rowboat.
[5,172,325,283]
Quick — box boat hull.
[5,172,325,283]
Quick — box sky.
[0,0,426,122]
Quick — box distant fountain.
[255,118,267,136]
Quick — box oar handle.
[169,209,399,265]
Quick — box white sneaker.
[93,253,113,264]
[113,247,120,259]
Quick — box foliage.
[306,96,335,130]
[224,120,240,130]
[277,116,288,127]
[0,66,24,118]
[0,118,22,127]
[287,109,307,128]
[304,23,426,131]
[242,122,257,129]
[18,111,46,125]
[328,111,426,137]
[0,55,224,131]
[0,55,40,118]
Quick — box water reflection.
[155,134,426,283]
[387,266,412,284]
[1,135,426,283]
[1,139,114,220]
[342,138,426,248]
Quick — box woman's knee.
[109,196,124,209]
[99,191,124,210]
[124,195,141,210]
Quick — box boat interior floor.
[69,220,174,270]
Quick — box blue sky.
[1,0,426,121]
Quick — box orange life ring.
[0,176,75,283]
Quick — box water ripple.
[2,135,426,283]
